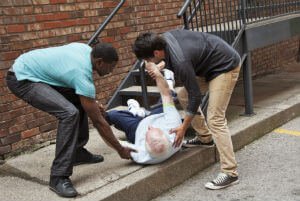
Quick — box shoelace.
[188,138,200,144]
[213,173,228,184]
[62,178,73,189]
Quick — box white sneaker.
[205,173,239,190]
[127,99,146,117]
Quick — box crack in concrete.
[0,163,48,186]
[76,166,145,198]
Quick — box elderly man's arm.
[145,62,173,105]
[79,96,136,159]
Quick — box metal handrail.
[175,0,300,115]
[87,0,126,46]
[177,0,194,18]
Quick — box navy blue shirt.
[163,29,241,115]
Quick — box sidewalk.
[1,64,300,201]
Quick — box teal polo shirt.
[13,43,95,98]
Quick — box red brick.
[9,123,27,134]
[0,107,27,121]
[59,4,76,11]
[27,116,51,129]
[7,25,26,33]
[0,119,15,130]
[0,103,12,113]
[21,128,40,139]
[0,0,13,6]
[120,27,131,34]
[43,21,63,29]
[1,133,21,145]
[11,139,29,152]
[0,129,9,138]
[42,4,59,12]
[103,1,118,8]
[0,145,11,155]
[35,12,70,21]
[32,0,50,5]
[76,18,90,25]
[67,34,82,42]
[50,0,67,3]
[0,51,21,61]
[39,121,57,132]
[102,36,115,43]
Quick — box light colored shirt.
[131,104,182,164]
[13,43,95,98]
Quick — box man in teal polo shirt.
[6,42,135,198]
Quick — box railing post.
[87,0,126,46]
[240,0,247,24]
[242,52,255,116]
[183,12,189,30]
[139,61,149,110]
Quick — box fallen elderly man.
[103,62,182,164]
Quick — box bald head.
[145,126,171,158]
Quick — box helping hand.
[118,146,137,160]
[169,125,187,147]
[145,62,162,79]
[96,101,107,116]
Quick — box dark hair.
[133,32,166,59]
[91,43,118,63]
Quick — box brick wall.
[251,36,300,78]
[0,0,183,158]
[0,0,299,158]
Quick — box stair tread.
[108,106,186,117]
[120,86,160,93]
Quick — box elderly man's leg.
[106,110,143,143]
[176,87,213,145]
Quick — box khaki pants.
[176,66,241,177]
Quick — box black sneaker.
[205,173,239,190]
[183,137,214,148]
[73,148,104,166]
[49,176,78,198]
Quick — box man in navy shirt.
[133,29,241,190]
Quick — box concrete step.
[119,86,160,96]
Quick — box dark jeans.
[106,107,163,143]
[6,72,89,177]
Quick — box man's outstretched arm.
[145,62,173,106]
[79,96,136,159]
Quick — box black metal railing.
[177,0,300,45]
[177,0,243,45]
[87,0,126,46]
[244,0,300,23]
[177,0,300,115]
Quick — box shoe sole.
[49,186,78,198]
[182,143,215,148]
[73,157,104,166]
[205,179,240,190]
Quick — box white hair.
[145,127,172,158]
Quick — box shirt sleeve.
[70,73,96,99]
[175,60,202,115]
[162,104,182,126]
